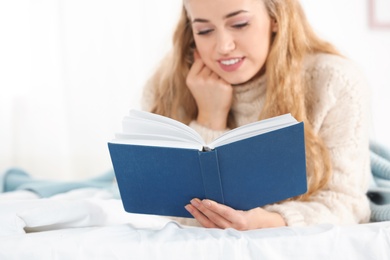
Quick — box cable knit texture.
[141,53,371,227]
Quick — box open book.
[108,110,307,218]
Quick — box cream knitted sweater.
[142,53,372,227]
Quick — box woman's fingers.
[185,198,287,230]
[187,57,204,78]
[200,200,246,229]
[185,203,218,228]
[186,199,240,229]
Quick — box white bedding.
[1,188,390,260]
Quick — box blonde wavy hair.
[148,0,339,201]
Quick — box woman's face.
[185,0,276,85]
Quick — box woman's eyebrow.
[192,10,249,23]
[225,10,248,19]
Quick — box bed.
[1,140,390,259]
[1,187,390,260]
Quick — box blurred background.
[0,0,389,180]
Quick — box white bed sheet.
[1,189,390,260]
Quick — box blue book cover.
[108,110,307,218]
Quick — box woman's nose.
[216,32,235,55]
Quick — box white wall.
[0,0,389,180]
[300,0,390,148]
[0,0,182,180]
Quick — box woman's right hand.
[186,51,233,130]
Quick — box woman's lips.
[218,57,245,72]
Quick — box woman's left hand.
[185,198,286,230]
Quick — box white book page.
[110,138,203,151]
[122,117,199,143]
[113,110,205,150]
[123,110,205,144]
[115,133,193,143]
[208,114,298,149]
[112,110,299,151]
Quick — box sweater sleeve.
[264,56,372,226]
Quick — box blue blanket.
[368,140,390,222]
[2,141,390,222]
[0,168,120,199]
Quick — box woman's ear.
[271,18,278,32]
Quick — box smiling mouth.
[218,57,245,72]
[219,58,243,66]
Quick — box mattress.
[1,188,389,259]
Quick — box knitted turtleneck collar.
[230,73,267,126]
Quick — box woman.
[142,0,371,230]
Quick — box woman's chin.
[229,77,254,87]
[224,77,251,86]
[228,70,265,86]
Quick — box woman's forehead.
[185,0,265,20]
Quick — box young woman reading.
[141,0,371,230]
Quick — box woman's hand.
[185,198,286,230]
[186,51,233,130]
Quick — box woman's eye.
[232,22,249,29]
[197,29,213,35]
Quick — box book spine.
[198,150,225,204]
